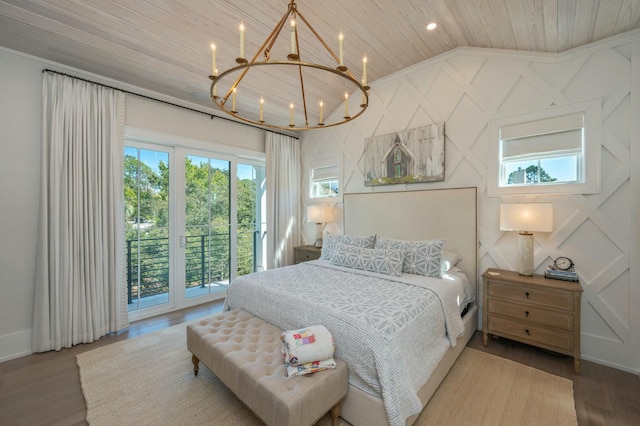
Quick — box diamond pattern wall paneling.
[301,32,639,372]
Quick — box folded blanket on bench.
[281,325,336,377]
[285,358,337,378]
[281,325,335,365]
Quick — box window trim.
[308,155,341,201]
[487,99,601,196]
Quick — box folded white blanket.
[285,358,337,378]
[281,325,335,366]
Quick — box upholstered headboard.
[343,187,478,292]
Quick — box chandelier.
[208,0,369,131]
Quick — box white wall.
[300,30,640,374]
[0,49,42,360]
[0,47,267,361]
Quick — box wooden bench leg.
[330,403,341,426]
[191,354,200,376]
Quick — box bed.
[223,187,478,426]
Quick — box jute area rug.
[77,322,577,426]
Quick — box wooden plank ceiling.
[1,0,639,131]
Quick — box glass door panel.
[184,155,231,299]
[124,146,171,312]
[237,163,266,276]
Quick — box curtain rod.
[42,69,299,140]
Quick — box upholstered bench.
[186,309,348,426]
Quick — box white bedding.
[223,260,469,426]
[443,266,475,314]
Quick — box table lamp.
[500,203,553,276]
[307,205,332,248]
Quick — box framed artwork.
[363,122,445,186]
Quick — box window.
[310,164,339,199]
[487,100,601,196]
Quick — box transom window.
[310,164,339,199]
[488,100,601,196]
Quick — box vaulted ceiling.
[1,0,639,130]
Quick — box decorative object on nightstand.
[294,245,322,264]
[482,268,583,373]
[307,205,332,248]
[500,203,553,276]
[545,256,578,281]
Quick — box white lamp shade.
[307,205,332,223]
[500,203,553,233]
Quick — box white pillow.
[374,237,446,277]
[320,234,376,260]
[330,243,403,276]
[441,250,462,272]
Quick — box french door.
[125,142,265,320]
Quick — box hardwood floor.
[0,302,225,426]
[1,302,638,426]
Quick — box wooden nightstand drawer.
[488,282,573,311]
[488,315,574,352]
[294,245,322,264]
[482,268,583,373]
[488,299,574,331]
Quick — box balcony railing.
[126,228,258,304]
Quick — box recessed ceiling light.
[426,22,437,31]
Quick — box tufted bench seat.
[186,309,348,426]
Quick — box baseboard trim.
[0,328,32,362]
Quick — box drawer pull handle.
[525,329,530,336]
[525,311,530,317]
[525,292,530,299]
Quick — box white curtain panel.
[32,73,128,352]
[265,132,301,268]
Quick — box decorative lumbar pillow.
[375,237,446,277]
[441,250,462,272]
[320,234,376,260]
[330,243,404,276]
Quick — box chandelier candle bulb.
[232,88,237,112]
[289,102,294,126]
[259,97,264,122]
[290,18,296,55]
[339,31,344,66]
[239,21,245,59]
[344,91,349,117]
[210,42,216,76]
[319,100,324,124]
[362,54,367,86]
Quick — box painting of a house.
[364,123,445,186]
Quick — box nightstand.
[294,245,322,264]
[482,268,583,373]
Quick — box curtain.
[32,72,128,352]
[266,132,301,268]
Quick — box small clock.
[552,256,574,271]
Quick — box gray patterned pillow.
[320,234,376,260]
[375,237,446,277]
[330,244,403,276]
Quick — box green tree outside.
[125,154,259,301]
[507,165,557,184]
